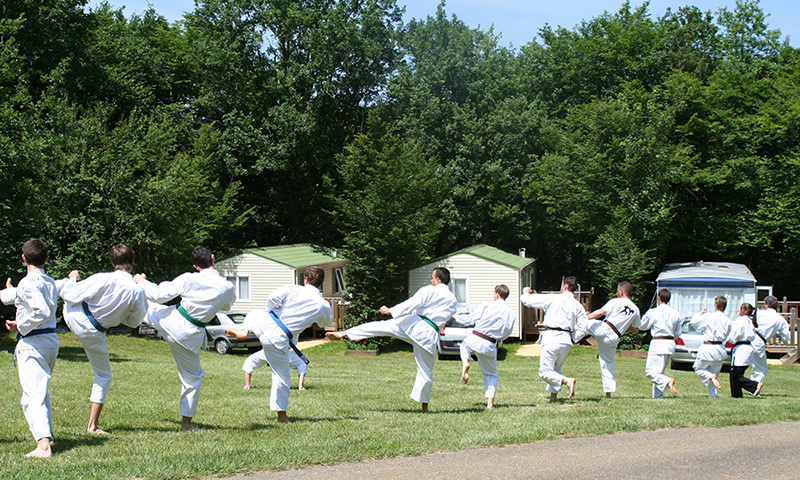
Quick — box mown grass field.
[1,331,798,480]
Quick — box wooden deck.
[761,298,799,364]
[522,290,593,342]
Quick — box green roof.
[422,244,535,271]
[243,244,347,269]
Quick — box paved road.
[217,422,800,480]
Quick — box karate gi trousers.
[459,334,499,399]
[346,319,436,403]
[16,335,59,441]
[644,352,673,399]
[64,303,113,404]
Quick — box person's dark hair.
[714,295,727,311]
[740,303,757,328]
[304,266,325,289]
[618,281,632,297]
[562,276,577,293]
[110,244,135,272]
[657,288,671,304]
[434,267,450,286]
[495,284,510,300]
[764,295,778,310]
[191,246,214,269]
[22,238,48,267]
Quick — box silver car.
[206,311,261,354]
[671,320,732,370]
[437,313,474,359]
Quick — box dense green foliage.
[1,0,799,307]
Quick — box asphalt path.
[216,421,800,480]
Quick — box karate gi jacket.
[689,310,731,361]
[754,308,790,348]
[246,284,333,340]
[139,268,236,351]
[59,270,148,333]
[389,283,458,355]
[1,268,59,348]
[595,297,641,340]
[466,298,515,342]
[520,291,589,345]
[726,315,756,366]
[638,303,682,355]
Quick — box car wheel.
[215,339,231,355]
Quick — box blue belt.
[82,301,107,333]
[269,311,309,365]
[17,328,56,341]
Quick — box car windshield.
[446,315,475,328]
[227,313,246,324]
[681,320,704,335]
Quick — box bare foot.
[421,403,430,414]
[549,392,558,403]
[667,378,677,397]
[326,331,347,340]
[564,377,576,399]
[298,385,306,391]
[487,399,494,409]
[26,438,53,458]
[225,329,248,341]
[277,411,289,423]
[87,427,108,435]
[243,385,251,390]
[712,374,721,389]
[181,424,198,432]
[461,363,470,384]
[754,383,763,396]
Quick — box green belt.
[177,305,206,328]
[177,305,212,341]
[420,315,440,333]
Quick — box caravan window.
[449,278,468,311]
[669,288,745,320]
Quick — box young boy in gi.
[226,266,332,423]
[751,295,790,393]
[459,284,515,409]
[1,239,60,458]
[58,243,148,434]
[635,288,681,398]
[327,268,457,413]
[134,246,236,431]
[689,295,732,398]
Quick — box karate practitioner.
[225,266,332,422]
[587,281,641,399]
[751,295,790,391]
[58,244,148,434]
[327,268,457,413]
[636,288,681,398]
[689,296,732,398]
[134,246,235,431]
[241,349,308,390]
[727,303,761,397]
[520,276,589,403]
[1,239,59,458]
[459,284,516,409]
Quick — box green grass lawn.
[1,332,799,480]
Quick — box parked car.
[671,320,732,370]
[138,311,261,355]
[437,313,475,359]
[206,311,261,354]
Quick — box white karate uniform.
[458,298,515,399]
[750,308,790,384]
[139,268,235,417]
[727,315,756,367]
[689,310,731,398]
[346,283,457,404]
[59,270,147,404]
[243,349,308,376]
[588,297,640,393]
[637,303,681,398]
[1,268,59,442]
[520,291,589,396]
[244,284,332,412]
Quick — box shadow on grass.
[52,433,112,454]
[52,345,134,364]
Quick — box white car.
[671,320,732,370]
[138,311,261,355]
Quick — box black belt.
[703,341,723,345]
[545,326,572,333]
[472,331,498,344]
[734,341,751,346]
[652,336,675,341]
[755,331,767,343]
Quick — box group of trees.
[1,0,798,313]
